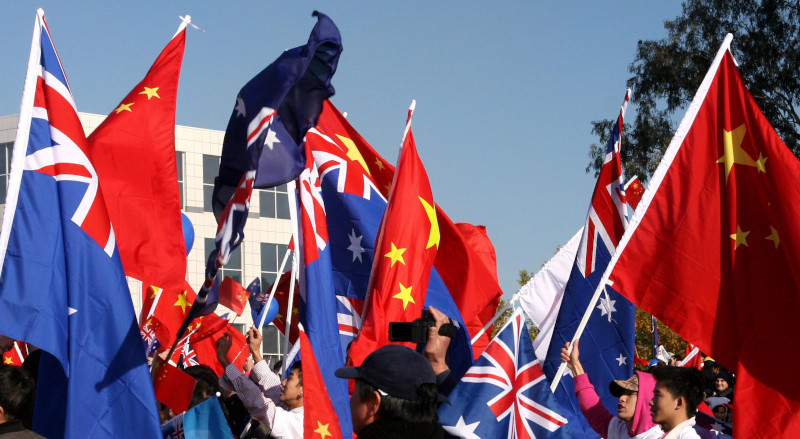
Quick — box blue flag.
[212,10,343,218]
[161,397,233,439]
[0,10,160,438]
[439,310,569,438]
[542,91,635,437]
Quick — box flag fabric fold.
[87,17,188,291]
[607,35,800,437]
[299,326,344,439]
[0,10,161,438]
[162,396,234,438]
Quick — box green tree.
[634,308,687,368]
[489,270,538,340]
[589,0,800,181]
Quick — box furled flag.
[153,360,198,415]
[306,100,474,378]
[543,90,635,437]
[162,397,233,439]
[605,34,800,437]
[347,101,441,366]
[219,276,249,316]
[299,325,344,439]
[2,341,29,367]
[0,9,161,437]
[439,309,569,438]
[297,141,353,438]
[87,17,188,291]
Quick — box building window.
[203,154,219,212]
[259,184,290,219]
[261,324,286,361]
[0,142,13,202]
[261,242,288,289]
[176,151,185,209]
[205,237,242,285]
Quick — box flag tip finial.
[179,15,206,33]
[409,100,416,112]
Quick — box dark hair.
[355,378,439,424]
[184,365,223,409]
[652,366,705,417]
[290,361,302,387]
[0,364,35,421]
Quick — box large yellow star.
[314,421,332,439]
[717,124,756,181]
[336,134,371,175]
[4,357,13,365]
[730,225,750,250]
[174,291,191,313]
[393,282,415,310]
[766,226,780,249]
[114,102,134,114]
[419,197,440,249]
[384,242,406,267]
[139,86,160,100]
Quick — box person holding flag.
[216,327,303,438]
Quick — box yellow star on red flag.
[384,242,406,267]
[114,102,134,114]
[314,421,332,439]
[717,124,757,180]
[139,86,160,100]
[393,282,415,310]
[173,291,190,313]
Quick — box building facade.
[0,113,293,360]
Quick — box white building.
[0,113,292,360]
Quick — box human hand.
[247,327,264,363]
[560,340,584,376]
[216,333,233,368]
[423,306,451,375]
[244,355,255,373]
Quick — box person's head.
[609,374,639,423]
[0,365,35,424]
[712,404,731,422]
[335,345,440,434]
[714,371,732,393]
[272,360,283,375]
[280,361,303,409]
[650,367,705,431]
[184,365,223,408]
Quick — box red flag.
[299,326,344,439]
[191,326,247,377]
[2,341,28,367]
[624,176,645,210]
[153,361,197,414]
[608,38,800,437]
[315,101,503,346]
[188,313,229,344]
[219,277,249,316]
[266,271,300,344]
[87,23,187,290]
[147,282,197,347]
[682,343,703,370]
[348,102,439,366]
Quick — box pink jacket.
[573,370,660,438]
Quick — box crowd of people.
[0,309,736,439]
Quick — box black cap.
[335,345,436,400]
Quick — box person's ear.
[369,391,382,417]
[675,395,686,413]
[0,405,6,423]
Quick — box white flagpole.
[281,180,300,376]
[550,34,735,392]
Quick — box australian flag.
[542,90,635,437]
[0,9,161,438]
[305,101,474,378]
[439,309,569,438]
[212,11,343,216]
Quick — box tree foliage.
[589,0,800,181]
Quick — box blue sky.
[0,2,684,296]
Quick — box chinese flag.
[299,326,343,439]
[608,44,800,437]
[348,102,440,366]
[625,176,645,210]
[218,277,249,316]
[265,271,300,344]
[153,360,197,414]
[316,101,502,351]
[148,283,197,347]
[191,325,248,377]
[2,341,28,367]
[87,24,187,290]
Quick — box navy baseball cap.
[335,344,436,401]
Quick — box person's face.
[349,386,374,434]
[713,405,727,421]
[617,390,638,423]
[650,383,680,427]
[715,378,729,392]
[280,369,303,406]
